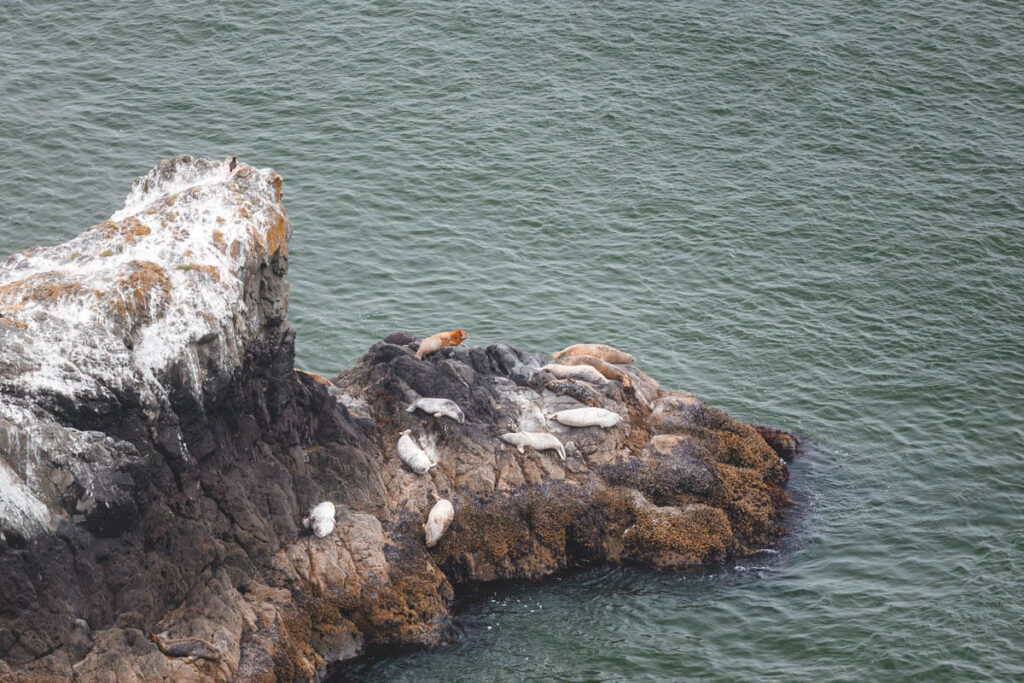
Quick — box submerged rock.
[0,157,798,682]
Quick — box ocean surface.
[1,1,1022,680]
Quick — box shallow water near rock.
[1,0,1021,680]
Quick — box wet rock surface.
[0,158,797,681]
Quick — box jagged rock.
[0,157,798,682]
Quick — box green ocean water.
[2,0,1022,680]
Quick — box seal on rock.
[407,397,465,423]
[424,496,454,548]
[552,343,635,364]
[302,501,336,538]
[544,379,601,407]
[415,329,468,360]
[541,363,607,384]
[397,430,437,474]
[557,355,633,387]
[550,407,622,429]
[149,632,221,664]
[501,431,567,460]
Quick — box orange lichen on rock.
[212,230,226,252]
[105,260,173,331]
[0,272,99,306]
[93,217,152,245]
[265,210,289,257]
[174,263,221,281]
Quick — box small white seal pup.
[501,431,567,460]
[552,343,635,364]
[541,363,608,384]
[397,430,437,474]
[424,496,455,548]
[302,501,336,538]
[406,397,465,423]
[550,407,622,429]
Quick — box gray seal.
[407,397,465,423]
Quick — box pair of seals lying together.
[500,407,622,461]
[502,343,634,460]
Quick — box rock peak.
[0,155,291,403]
[0,156,291,537]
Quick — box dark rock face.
[0,158,798,682]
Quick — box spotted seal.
[552,343,635,364]
[501,431,566,459]
[557,355,633,387]
[544,379,601,407]
[149,632,221,664]
[541,363,607,384]
[407,397,465,423]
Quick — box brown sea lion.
[415,329,468,360]
[545,378,601,407]
[552,343,635,364]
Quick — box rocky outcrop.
[0,157,796,682]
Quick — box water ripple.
[2,0,1022,680]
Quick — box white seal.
[550,407,622,429]
[397,430,437,474]
[406,397,466,423]
[541,363,608,384]
[501,431,567,460]
[302,501,336,538]
[424,497,455,548]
